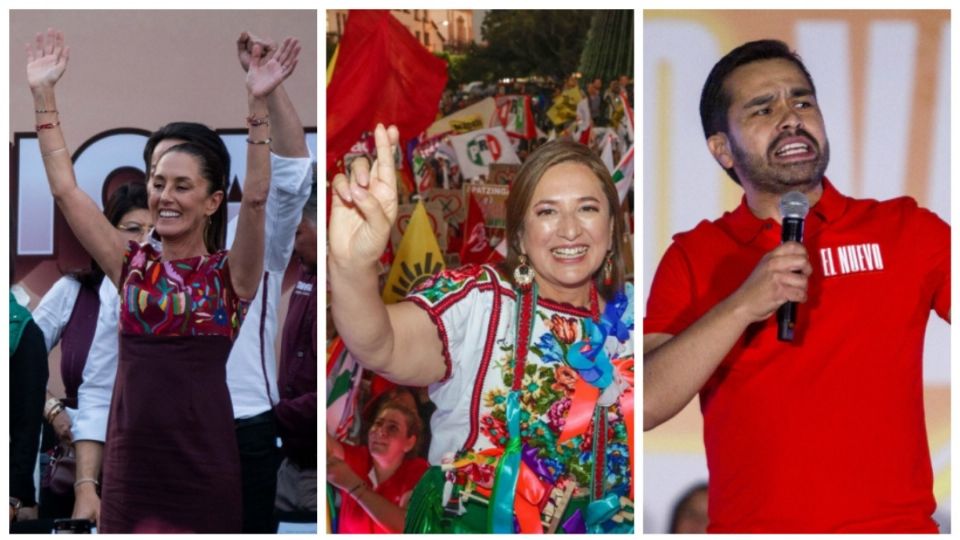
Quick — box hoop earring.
[514,254,535,290]
[602,251,614,287]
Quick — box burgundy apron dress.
[99,242,248,533]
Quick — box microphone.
[777,191,810,342]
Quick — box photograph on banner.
[9,9,318,534]
[326,9,635,534]
[642,9,950,534]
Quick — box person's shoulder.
[850,192,946,227]
[408,263,505,300]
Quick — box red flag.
[327,10,448,173]
[459,192,496,265]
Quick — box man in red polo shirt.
[643,39,950,533]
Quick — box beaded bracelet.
[246,114,270,127]
[246,137,272,145]
[35,108,58,114]
[36,121,61,131]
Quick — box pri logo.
[466,134,502,166]
[466,222,489,253]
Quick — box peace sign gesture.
[329,124,401,270]
[26,28,70,90]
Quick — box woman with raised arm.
[25,28,297,533]
[328,127,634,533]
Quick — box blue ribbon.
[489,391,522,533]
[565,290,630,391]
[586,493,632,533]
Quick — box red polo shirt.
[644,179,949,533]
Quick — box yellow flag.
[382,201,445,304]
[547,86,585,126]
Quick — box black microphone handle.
[777,216,805,342]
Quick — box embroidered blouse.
[120,241,248,338]
[406,264,634,497]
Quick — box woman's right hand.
[329,124,401,269]
[25,28,69,90]
[51,410,74,446]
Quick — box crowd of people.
[440,74,633,142]
[9,29,317,533]
[326,59,637,530]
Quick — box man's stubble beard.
[730,134,830,195]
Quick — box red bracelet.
[36,121,60,131]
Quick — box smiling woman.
[328,131,635,533]
[25,27,298,533]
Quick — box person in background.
[33,182,150,520]
[669,483,708,534]
[327,398,429,533]
[274,169,318,517]
[10,293,49,524]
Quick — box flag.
[574,97,592,145]
[495,95,537,140]
[598,129,616,174]
[486,237,508,265]
[382,200,445,304]
[449,126,521,180]
[612,146,634,204]
[460,192,496,265]
[427,97,498,137]
[326,10,448,172]
[326,337,364,440]
[547,86,584,126]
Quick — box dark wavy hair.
[143,122,230,251]
[699,39,816,184]
[503,140,626,301]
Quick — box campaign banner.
[426,96,498,137]
[450,126,521,180]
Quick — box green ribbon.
[488,390,522,533]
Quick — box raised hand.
[236,31,277,73]
[26,28,70,89]
[329,124,401,269]
[246,37,300,98]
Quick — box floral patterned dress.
[99,241,249,533]
[406,264,634,532]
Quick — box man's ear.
[707,133,735,170]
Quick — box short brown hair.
[504,140,626,300]
[372,402,423,459]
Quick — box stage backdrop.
[642,10,950,533]
[9,10,318,397]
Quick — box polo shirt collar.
[723,177,849,244]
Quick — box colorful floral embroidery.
[482,289,634,495]
[120,243,249,338]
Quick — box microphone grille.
[780,191,810,219]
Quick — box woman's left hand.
[50,410,73,446]
[246,37,300,98]
[327,456,361,490]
